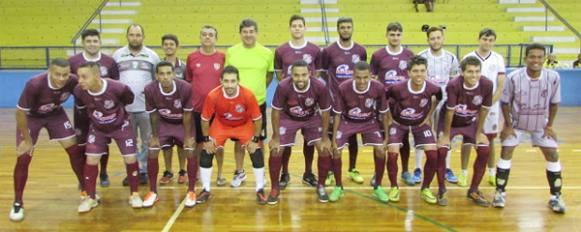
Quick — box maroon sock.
[421,150,438,189]
[437,147,448,195]
[470,146,490,193]
[100,148,109,175]
[269,151,282,191]
[282,147,291,174]
[332,157,343,186]
[126,162,139,193]
[387,152,399,188]
[348,135,358,171]
[65,144,85,188]
[147,156,159,193]
[187,154,198,192]
[374,155,386,188]
[317,152,332,186]
[14,154,32,204]
[400,138,410,173]
[303,141,315,174]
[83,163,98,199]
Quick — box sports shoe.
[184,191,197,207]
[325,171,334,186]
[142,192,159,208]
[420,188,437,204]
[402,172,415,186]
[139,172,148,185]
[9,202,24,221]
[373,187,389,203]
[159,171,174,185]
[216,176,227,187]
[348,169,364,184]
[457,173,468,187]
[302,172,317,187]
[437,192,448,206]
[256,189,267,205]
[548,194,566,214]
[370,174,377,187]
[80,191,101,202]
[445,169,458,184]
[231,170,247,188]
[279,173,290,189]
[413,168,422,184]
[178,170,187,184]
[100,173,110,187]
[317,186,329,203]
[196,190,211,204]
[388,187,400,202]
[467,191,490,207]
[129,194,143,208]
[492,190,505,208]
[267,189,279,205]
[329,186,344,202]
[78,197,99,213]
[488,175,496,186]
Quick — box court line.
[160,197,186,232]
[88,185,581,190]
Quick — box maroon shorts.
[16,111,76,146]
[336,119,383,149]
[388,123,435,147]
[86,120,137,156]
[436,117,493,144]
[157,120,195,149]
[280,115,323,147]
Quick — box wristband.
[252,136,260,143]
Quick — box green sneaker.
[373,187,389,203]
[420,188,437,204]
[488,175,496,186]
[457,173,468,187]
[329,186,344,202]
[348,169,364,184]
[388,187,400,202]
[325,171,334,186]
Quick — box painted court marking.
[161,197,186,232]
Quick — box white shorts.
[483,102,500,134]
[501,129,558,148]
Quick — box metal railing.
[538,0,581,50]
[319,0,331,46]
[70,0,110,48]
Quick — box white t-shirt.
[113,46,160,112]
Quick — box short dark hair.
[354,61,370,71]
[387,22,403,32]
[289,14,306,26]
[460,56,482,71]
[221,65,239,80]
[156,61,174,73]
[407,56,428,71]
[126,24,144,35]
[239,18,258,33]
[161,34,179,46]
[78,61,100,74]
[291,59,308,73]
[478,28,496,39]
[525,43,546,57]
[81,29,100,40]
[336,17,353,29]
[426,26,443,38]
[50,58,70,68]
[201,25,218,39]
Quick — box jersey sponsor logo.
[38,103,57,113]
[214,63,221,70]
[383,70,405,85]
[400,108,423,120]
[92,110,118,124]
[223,113,243,121]
[158,108,183,119]
[305,97,314,107]
[174,99,182,109]
[235,104,245,113]
[351,55,360,63]
[419,98,428,108]
[335,64,353,79]
[347,107,372,120]
[303,54,313,64]
[472,96,482,106]
[104,100,115,110]
[398,60,408,70]
[454,104,478,118]
[365,98,375,108]
[289,106,308,117]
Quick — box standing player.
[113,24,161,186]
[74,62,143,212]
[370,22,416,186]
[320,17,367,185]
[384,56,441,203]
[332,62,389,202]
[459,28,505,187]
[69,28,119,187]
[416,26,460,185]
[9,59,85,221]
[274,15,323,188]
[268,60,332,204]
[225,18,274,188]
[199,66,266,203]
[493,44,565,213]
[143,61,198,207]
[436,57,493,207]
[185,25,227,187]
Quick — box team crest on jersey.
[303,54,313,64]
[104,100,115,109]
[196,63,201,68]
[88,134,96,144]
[214,63,221,70]
[279,126,286,135]
[305,97,314,107]
[60,92,70,101]
[100,66,108,77]
[235,104,245,113]
[399,60,408,70]
[351,55,360,63]
[419,98,428,107]
[365,98,375,108]
[93,110,104,118]
[174,99,182,109]
[541,89,548,98]
[472,96,482,106]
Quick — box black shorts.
[194,111,212,143]
[259,103,267,141]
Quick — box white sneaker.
[78,198,99,213]
[142,192,158,208]
[9,202,24,221]
[80,191,101,202]
[492,190,506,208]
[230,170,247,188]
[184,191,196,208]
[129,195,143,208]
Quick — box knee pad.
[250,149,264,168]
[200,150,214,168]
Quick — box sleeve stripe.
[183,108,194,112]
[319,106,332,111]
[146,109,156,113]
[252,115,263,121]
[332,109,342,114]
[201,116,211,121]
[75,105,86,109]
[271,105,283,110]
[16,105,30,111]
[481,105,491,109]
[446,106,455,110]
[379,108,390,113]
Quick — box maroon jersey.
[274,41,322,79]
[387,80,442,126]
[370,46,414,88]
[17,72,77,117]
[333,79,388,122]
[69,52,119,80]
[271,77,331,121]
[145,79,193,124]
[73,79,134,133]
[446,76,493,127]
[321,41,367,97]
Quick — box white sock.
[200,167,212,192]
[462,169,468,176]
[488,167,496,176]
[253,168,265,191]
[445,151,452,169]
[415,149,424,170]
